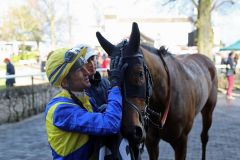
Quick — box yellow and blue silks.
[45,87,122,160]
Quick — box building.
[99,13,194,54]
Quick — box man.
[79,45,110,111]
[4,58,15,87]
[45,45,125,160]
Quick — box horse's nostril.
[134,126,143,139]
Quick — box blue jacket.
[226,56,236,76]
[86,72,110,111]
[6,62,15,86]
[45,87,122,160]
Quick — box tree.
[192,0,235,59]
[27,0,68,50]
[194,0,213,58]
[165,0,236,59]
[27,0,57,50]
[0,5,43,51]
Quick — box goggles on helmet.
[64,47,84,64]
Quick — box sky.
[0,0,240,46]
[213,9,240,45]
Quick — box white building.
[96,13,221,55]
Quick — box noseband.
[122,57,153,126]
[119,41,153,128]
[119,41,171,132]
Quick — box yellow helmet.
[45,45,88,87]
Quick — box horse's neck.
[142,48,169,103]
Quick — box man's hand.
[108,56,128,88]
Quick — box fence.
[0,68,110,124]
[0,65,240,88]
[0,65,239,88]
[0,66,239,125]
[0,68,108,87]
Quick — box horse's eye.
[139,71,144,77]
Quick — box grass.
[0,79,6,90]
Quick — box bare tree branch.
[211,0,235,11]
[191,0,198,8]
[162,0,176,6]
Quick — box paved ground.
[0,92,239,160]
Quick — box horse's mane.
[140,43,172,58]
[140,43,187,74]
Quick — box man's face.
[85,56,97,76]
[68,65,91,91]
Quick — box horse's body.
[142,46,217,160]
[96,22,218,160]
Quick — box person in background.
[226,52,237,100]
[40,59,47,80]
[101,53,110,78]
[44,45,126,160]
[4,58,15,87]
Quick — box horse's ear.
[125,22,140,56]
[96,32,115,56]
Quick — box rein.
[145,48,172,129]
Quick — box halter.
[120,40,153,128]
[120,41,171,131]
[122,58,153,126]
[119,41,172,156]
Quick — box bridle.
[119,41,171,155]
[119,41,153,129]
[119,41,171,131]
[122,56,153,127]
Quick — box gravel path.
[0,93,239,160]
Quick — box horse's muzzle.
[124,125,145,145]
[134,126,145,143]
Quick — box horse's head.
[96,22,152,154]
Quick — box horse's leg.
[145,128,160,160]
[170,134,188,160]
[201,88,217,160]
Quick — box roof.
[220,40,240,51]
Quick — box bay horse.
[96,22,218,160]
